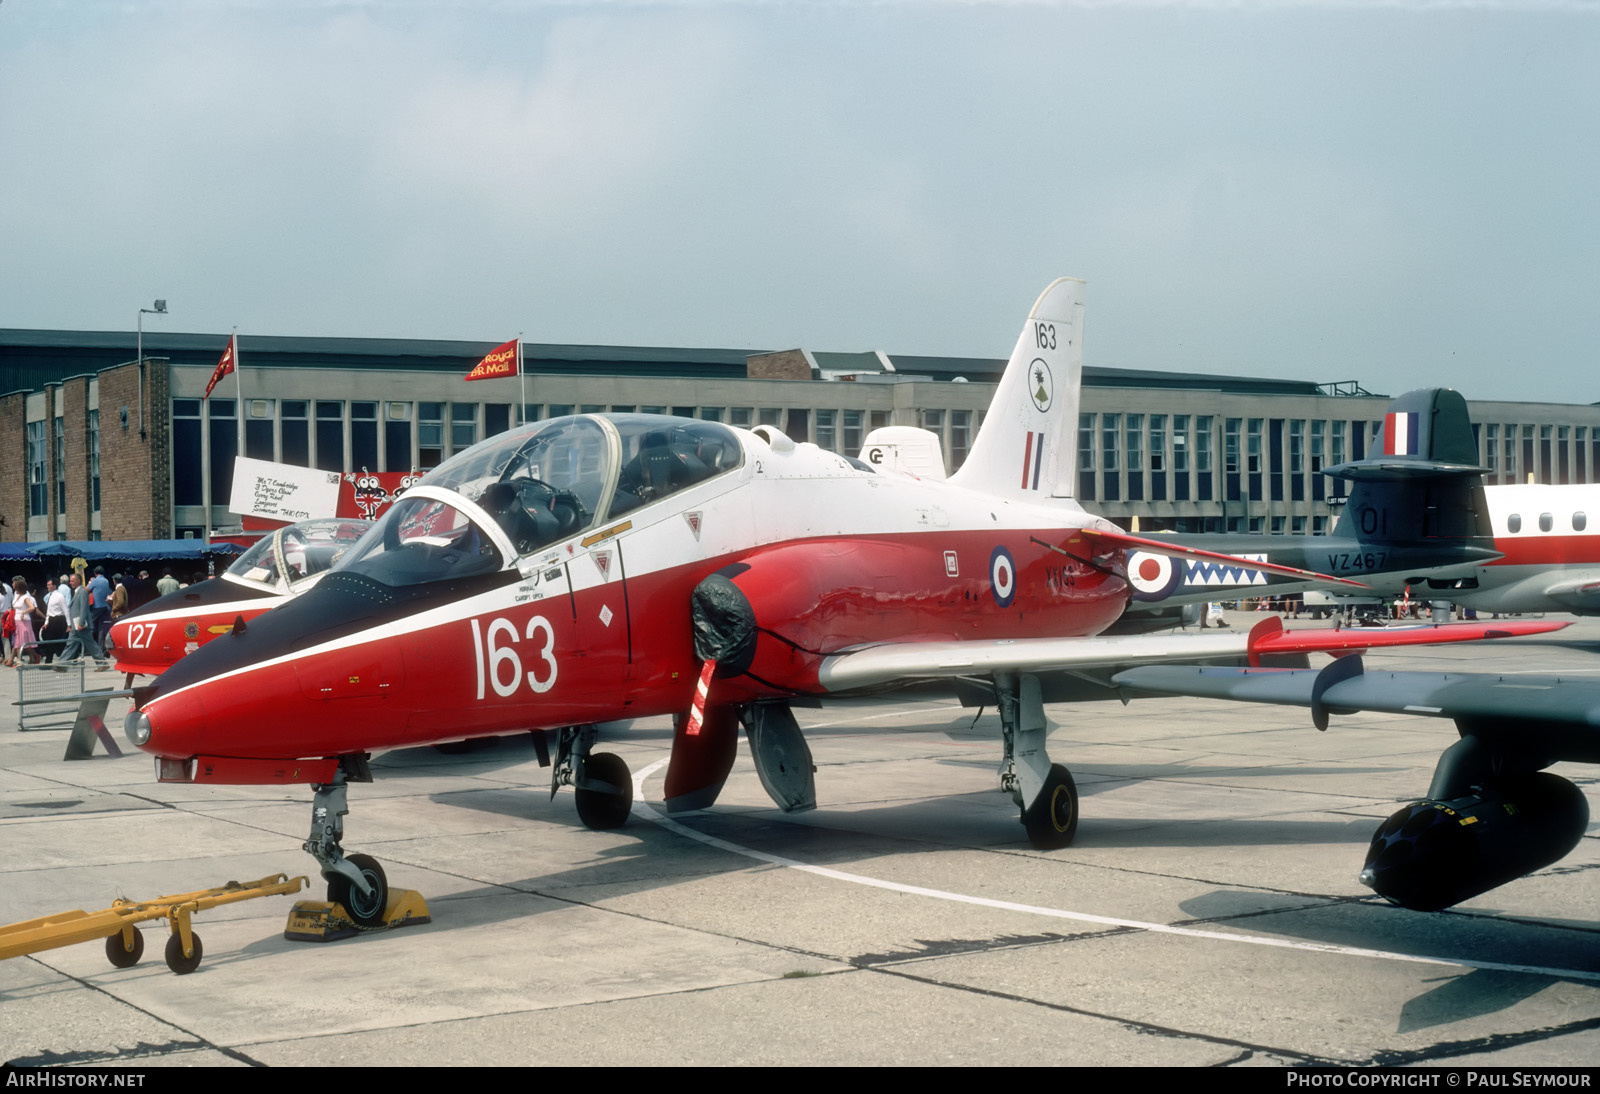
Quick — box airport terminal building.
[4,327,1598,543]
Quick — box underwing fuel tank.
[1359,773,1589,911]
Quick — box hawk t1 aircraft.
[109,518,370,677]
[1114,656,1595,911]
[121,279,1559,924]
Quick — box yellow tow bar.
[0,873,307,976]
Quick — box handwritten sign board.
[229,457,342,522]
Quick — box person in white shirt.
[47,576,69,619]
[40,576,70,664]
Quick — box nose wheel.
[325,853,390,927]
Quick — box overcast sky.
[3,1,1596,403]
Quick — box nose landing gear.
[290,756,430,939]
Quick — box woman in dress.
[11,577,39,665]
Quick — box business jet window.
[1539,512,1553,532]
[606,415,743,520]
[1575,512,1587,531]
[1508,514,1522,533]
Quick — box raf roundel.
[1127,550,1185,602]
[989,545,1017,607]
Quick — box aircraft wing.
[1540,573,1600,614]
[813,617,1566,693]
[1112,659,1600,724]
[1112,652,1600,912]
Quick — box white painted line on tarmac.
[632,758,1600,983]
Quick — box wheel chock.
[283,890,430,943]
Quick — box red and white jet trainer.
[109,518,370,677]
[125,279,1561,923]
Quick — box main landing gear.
[548,725,633,830]
[541,689,1073,851]
[994,672,1079,849]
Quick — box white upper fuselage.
[1457,483,1600,613]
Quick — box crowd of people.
[2,566,188,668]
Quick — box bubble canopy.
[337,414,743,587]
[224,518,372,593]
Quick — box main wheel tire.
[105,927,144,968]
[164,930,203,975]
[574,752,633,830]
[1021,764,1079,849]
[327,853,390,927]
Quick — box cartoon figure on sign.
[338,469,419,521]
[346,469,391,520]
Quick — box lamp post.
[134,299,167,439]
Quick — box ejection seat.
[480,481,557,555]
[612,431,680,517]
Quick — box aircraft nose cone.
[125,708,152,748]
[129,693,208,760]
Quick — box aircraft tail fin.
[950,277,1084,501]
[1330,389,1493,543]
[1327,388,1485,482]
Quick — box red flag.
[465,338,519,382]
[205,334,237,399]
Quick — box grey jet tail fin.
[1328,389,1493,544]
